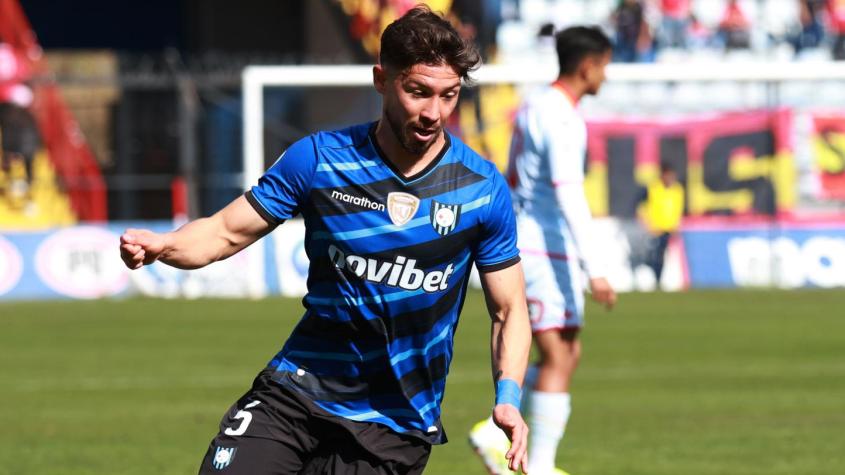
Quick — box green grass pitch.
[1,289,844,474]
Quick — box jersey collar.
[551,80,579,107]
[369,122,451,184]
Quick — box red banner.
[585,109,794,217]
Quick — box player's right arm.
[120,195,272,270]
[121,136,318,271]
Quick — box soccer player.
[119,6,531,475]
[469,26,617,475]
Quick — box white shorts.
[517,213,586,333]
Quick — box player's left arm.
[545,114,616,309]
[479,262,532,474]
[555,183,617,309]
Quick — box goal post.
[241,61,845,193]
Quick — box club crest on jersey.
[387,192,419,226]
[430,201,462,236]
[212,446,237,470]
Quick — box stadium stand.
[0,0,105,228]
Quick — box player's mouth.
[411,126,438,142]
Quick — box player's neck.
[552,78,583,105]
[374,121,447,178]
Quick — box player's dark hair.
[555,26,612,76]
[380,5,480,82]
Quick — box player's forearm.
[480,264,532,395]
[158,215,240,269]
[490,304,531,388]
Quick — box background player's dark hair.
[555,26,612,76]
[379,5,481,82]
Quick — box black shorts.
[198,370,431,475]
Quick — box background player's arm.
[120,195,273,270]
[479,262,532,473]
[555,183,616,308]
[546,116,617,309]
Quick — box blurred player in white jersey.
[470,26,616,475]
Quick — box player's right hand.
[589,277,617,310]
[492,403,529,473]
[120,229,166,269]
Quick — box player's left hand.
[589,277,617,310]
[492,403,529,473]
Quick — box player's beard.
[385,107,440,156]
[585,76,604,96]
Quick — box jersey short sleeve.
[475,171,520,272]
[246,137,318,224]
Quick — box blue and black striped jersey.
[246,122,520,444]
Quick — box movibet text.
[328,244,454,292]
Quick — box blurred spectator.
[0,42,38,210]
[717,0,752,50]
[828,0,845,59]
[448,0,498,160]
[451,0,503,61]
[640,163,684,288]
[0,103,40,210]
[790,0,826,54]
[611,0,655,62]
[659,0,691,48]
[0,42,32,108]
[686,14,713,50]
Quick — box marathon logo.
[331,190,385,211]
[328,244,454,292]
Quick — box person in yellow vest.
[643,163,684,287]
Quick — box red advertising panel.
[811,113,845,200]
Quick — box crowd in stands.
[607,0,845,62]
[491,0,845,64]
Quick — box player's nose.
[419,98,440,124]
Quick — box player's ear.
[577,58,591,81]
[373,65,387,94]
